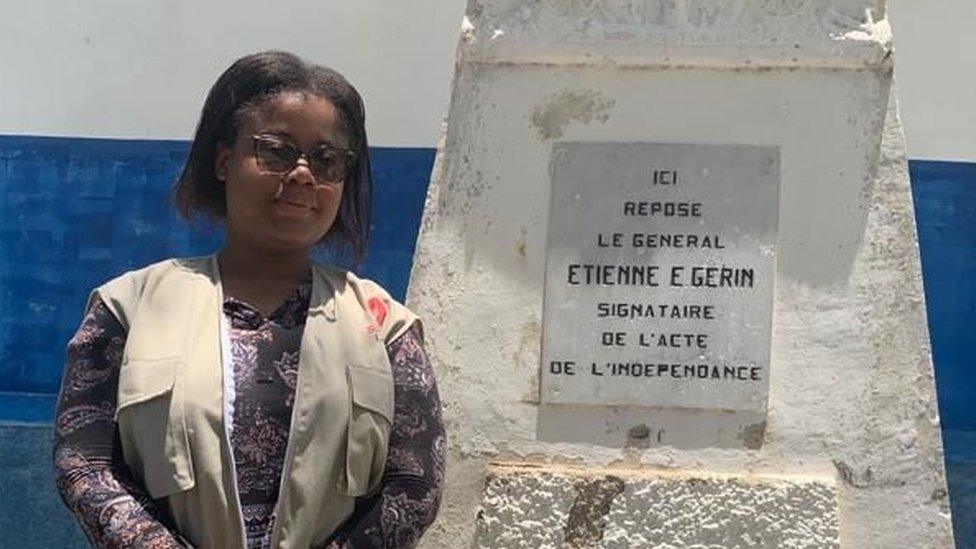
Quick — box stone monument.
[408,0,954,546]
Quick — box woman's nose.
[286,157,316,186]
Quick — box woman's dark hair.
[174,50,372,260]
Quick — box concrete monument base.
[474,463,837,548]
[410,1,953,546]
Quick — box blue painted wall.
[910,160,976,547]
[0,135,434,420]
[0,134,436,546]
[1,137,973,546]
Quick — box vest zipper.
[219,305,249,548]
[266,348,304,548]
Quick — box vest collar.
[207,253,339,321]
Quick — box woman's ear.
[214,143,231,182]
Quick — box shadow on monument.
[537,404,766,450]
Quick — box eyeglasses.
[251,134,355,186]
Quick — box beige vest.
[92,255,418,548]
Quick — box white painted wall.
[888,0,976,161]
[0,0,466,146]
[0,1,973,161]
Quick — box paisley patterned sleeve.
[327,322,446,549]
[53,298,188,548]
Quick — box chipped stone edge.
[486,460,837,488]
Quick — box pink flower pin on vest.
[366,296,388,337]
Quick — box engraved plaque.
[542,142,779,412]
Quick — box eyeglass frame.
[250,133,356,187]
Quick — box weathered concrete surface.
[462,0,892,69]
[410,1,953,547]
[473,464,838,548]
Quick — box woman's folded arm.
[328,323,447,549]
[53,298,186,549]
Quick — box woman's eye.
[267,144,291,156]
[313,149,340,167]
[264,143,294,159]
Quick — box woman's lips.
[273,199,315,219]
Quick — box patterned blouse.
[53,276,445,548]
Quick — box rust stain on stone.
[562,475,626,548]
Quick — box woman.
[53,51,445,548]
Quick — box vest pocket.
[341,363,394,497]
[116,357,196,499]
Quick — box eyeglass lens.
[253,137,351,184]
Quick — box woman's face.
[216,92,349,255]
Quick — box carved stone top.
[461,0,891,68]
